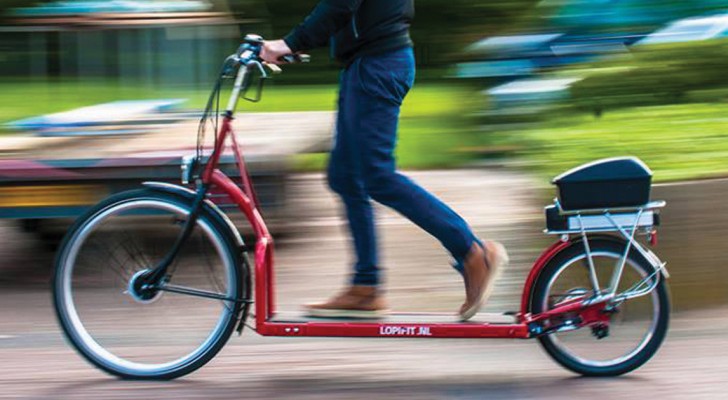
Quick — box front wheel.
[53,189,248,380]
[530,238,670,377]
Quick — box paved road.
[1,170,726,399]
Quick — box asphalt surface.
[1,170,726,399]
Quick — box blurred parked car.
[455,32,644,80]
[635,13,728,46]
[469,11,728,118]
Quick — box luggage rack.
[544,199,668,302]
[545,200,666,235]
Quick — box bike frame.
[179,63,615,340]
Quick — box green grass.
[0,80,338,124]
[12,79,728,181]
[0,79,480,170]
[502,103,728,182]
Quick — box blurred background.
[1,0,728,398]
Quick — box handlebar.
[216,34,310,110]
[279,53,311,64]
[233,34,310,75]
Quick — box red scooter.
[52,35,670,380]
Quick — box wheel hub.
[591,324,610,339]
[127,269,164,304]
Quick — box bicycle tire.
[530,238,670,377]
[53,188,249,380]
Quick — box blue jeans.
[328,47,477,286]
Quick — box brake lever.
[241,61,268,103]
[248,60,268,79]
[263,62,282,75]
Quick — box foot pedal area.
[270,311,518,325]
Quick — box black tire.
[53,188,248,380]
[530,238,670,377]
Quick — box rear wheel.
[530,239,669,376]
[53,189,248,380]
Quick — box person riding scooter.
[260,0,509,321]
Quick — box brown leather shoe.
[304,285,388,319]
[459,240,509,321]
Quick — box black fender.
[143,182,253,334]
[142,182,245,249]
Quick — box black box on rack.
[553,157,652,211]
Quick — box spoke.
[157,222,235,314]
[87,237,134,282]
[199,234,235,314]
[120,229,152,270]
[200,234,226,295]
[158,284,246,304]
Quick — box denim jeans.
[327,47,477,286]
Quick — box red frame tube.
[201,116,594,340]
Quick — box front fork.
[139,184,210,287]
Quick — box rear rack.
[545,200,666,235]
[542,199,668,303]
[556,200,666,216]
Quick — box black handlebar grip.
[279,54,311,64]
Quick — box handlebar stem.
[226,63,250,114]
[222,35,310,114]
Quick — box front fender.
[142,182,245,248]
[143,182,254,335]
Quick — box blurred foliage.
[483,37,728,182]
[0,79,480,169]
[0,0,32,10]
[543,0,728,32]
[499,102,728,182]
[569,39,728,113]
[7,0,728,181]
[227,0,541,66]
[0,0,50,20]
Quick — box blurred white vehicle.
[637,14,728,45]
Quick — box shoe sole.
[459,241,509,322]
[305,307,389,320]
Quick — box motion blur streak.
[2,0,728,398]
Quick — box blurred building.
[0,0,255,89]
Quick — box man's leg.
[353,49,476,266]
[304,64,387,318]
[353,48,509,320]
[326,65,380,287]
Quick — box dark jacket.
[283,0,414,65]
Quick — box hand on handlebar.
[260,39,293,65]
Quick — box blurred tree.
[0,0,40,20]
[570,39,728,113]
[0,0,63,12]
[542,0,728,31]
[225,0,542,65]
[0,0,31,10]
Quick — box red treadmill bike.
[52,35,671,380]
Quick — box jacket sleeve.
[283,0,363,53]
